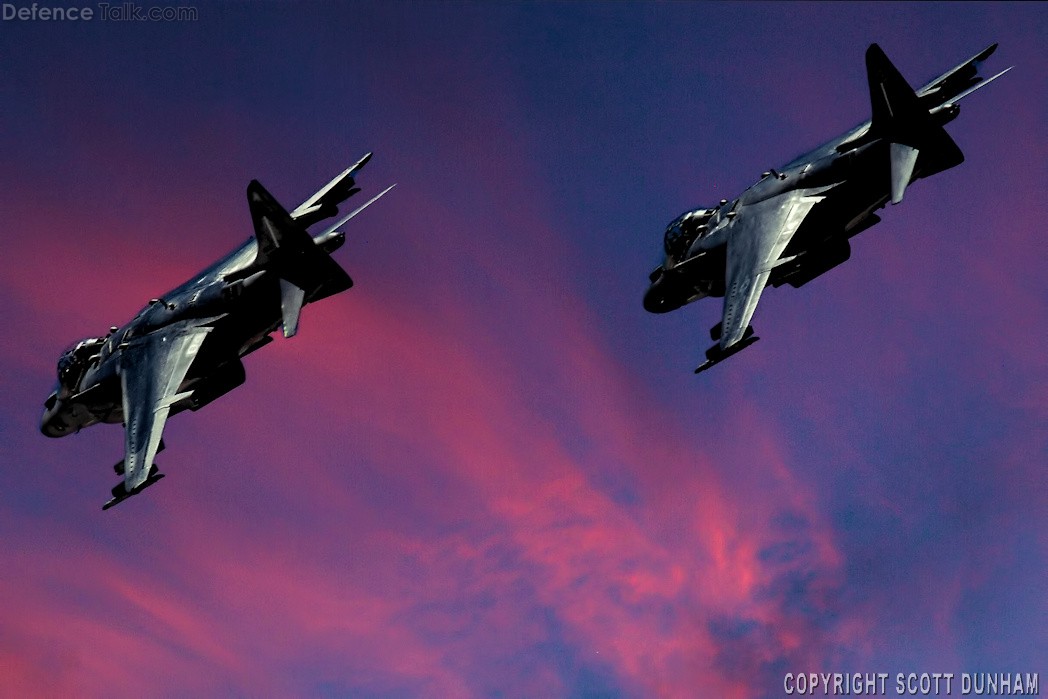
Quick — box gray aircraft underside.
[643,43,1009,373]
[41,154,393,509]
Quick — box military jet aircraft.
[644,44,1009,373]
[41,154,393,509]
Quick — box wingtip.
[977,43,999,61]
[347,152,373,177]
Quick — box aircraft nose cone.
[40,394,67,438]
[644,277,674,314]
[643,284,662,313]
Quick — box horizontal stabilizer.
[917,43,1003,109]
[291,153,373,227]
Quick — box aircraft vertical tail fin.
[867,44,927,141]
[865,44,964,203]
[247,180,353,337]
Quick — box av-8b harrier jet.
[644,44,1009,373]
[41,154,393,509]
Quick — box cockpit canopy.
[57,337,105,388]
[664,208,715,260]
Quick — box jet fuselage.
[643,136,892,314]
[40,229,345,439]
[643,44,1007,373]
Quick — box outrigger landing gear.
[695,327,759,374]
[102,465,165,510]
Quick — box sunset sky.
[1,2,1045,697]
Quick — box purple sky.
[1,2,1045,696]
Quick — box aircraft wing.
[696,187,831,373]
[106,318,217,507]
[916,43,1010,109]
